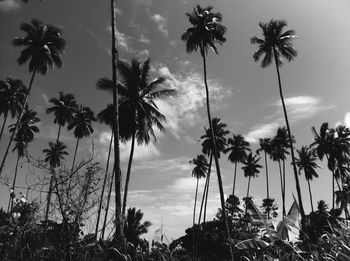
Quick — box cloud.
[136,49,150,60]
[344,112,350,127]
[246,96,334,143]
[0,0,20,12]
[154,63,231,139]
[116,30,135,52]
[139,34,151,44]
[151,14,168,37]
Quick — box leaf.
[235,238,269,250]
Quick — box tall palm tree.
[190,154,208,225]
[67,105,96,172]
[242,153,262,199]
[0,18,66,177]
[295,146,320,212]
[198,117,229,223]
[225,134,250,195]
[0,78,27,142]
[181,6,232,256]
[117,58,176,216]
[251,19,305,218]
[46,91,78,143]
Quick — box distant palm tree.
[251,19,305,218]
[46,91,78,142]
[124,208,151,247]
[67,105,96,172]
[242,153,262,199]
[225,134,250,195]
[256,138,272,199]
[0,19,66,177]
[182,6,232,253]
[190,154,208,225]
[295,146,320,212]
[0,78,27,142]
[198,117,229,223]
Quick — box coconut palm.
[182,6,232,253]
[116,58,176,216]
[251,19,305,218]
[296,146,320,212]
[0,78,27,142]
[46,91,78,142]
[190,154,208,225]
[242,153,262,199]
[0,18,66,177]
[67,105,96,172]
[124,208,151,247]
[198,117,229,223]
[9,107,40,143]
[225,134,250,195]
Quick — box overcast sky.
[1,0,350,240]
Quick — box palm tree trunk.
[203,154,212,222]
[273,50,305,218]
[307,179,314,212]
[110,0,123,242]
[101,166,115,240]
[95,132,113,239]
[71,138,80,173]
[0,68,36,178]
[198,153,212,224]
[264,151,269,199]
[8,154,20,212]
[282,159,286,217]
[278,160,286,217]
[246,176,251,198]
[122,127,136,216]
[193,178,199,225]
[232,162,237,195]
[0,113,8,142]
[44,175,54,244]
[201,46,233,261]
[56,124,62,143]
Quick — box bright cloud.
[246,96,334,143]
[151,14,168,37]
[139,34,151,43]
[0,0,20,12]
[344,112,350,127]
[154,64,231,139]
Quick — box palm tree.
[9,107,40,143]
[116,58,176,216]
[181,6,232,255]
[251,19,305,218]
[190,154,208,225]
[242,153,262,199]
[198,117,229,223]
[67,105,96,172]
[0,18,66,177]
[295,146,320,212]
[0,78,27,142]
[46,91,78,143]
[124,208,151,246]
[225,134,250,195]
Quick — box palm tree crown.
[242,153,262,179]
[43,141,68,168]
[251,19,297,68]
[296,146,320,181]
[225,134,250,164]
[181,5,226,56]
[190,154,209,179]
[67,105,96,139]
[13,18,66,74]
[9,107,40,143]
[0,78,27,119]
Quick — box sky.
[1,0,350,241]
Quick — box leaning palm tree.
[251,19,305,218]
[0,78,27,142]
[198,117,229,223]
[295,146,320,212]
[46,91,78,142]
[0,18,66,177]
[117,58,176,216]
[242,153,262,199]
[181,6,232,254]
[225,134,251,195]
[67,105,96,172]
[190,154,208,225]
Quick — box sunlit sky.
[1,0,350,240]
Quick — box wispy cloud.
[139,34,151,44]
[154,63,231,139]
[246,96,334,143]
[0,0,20,12]
[151,14,168,37]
